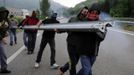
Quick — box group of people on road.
[0,2,107,75]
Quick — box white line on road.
[7,33,41,64]
[109,28,134,36]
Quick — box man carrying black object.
[35,13,60,69]
[59,6,89,75]
[59,3,107,75]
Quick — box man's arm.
[96,30,107,42]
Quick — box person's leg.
[67,43,79,75]
[30,32,37,53]
[49,39,60,69]
[36,38,47,63]
[23,31,28,48]
[13,29,17,44]
[59,62,69,74]
[48,39,56,66]
[78,55,96,75]
[27,33,32,53]
[0,42,11,73]
[0,43,7,70]
[9,30,13,46]
[27,32,37,54]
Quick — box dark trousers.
[61,43,80,75]
[27,32,37,52]
[36,38,56,66]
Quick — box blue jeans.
[9,29,17,45]
[23,32,28,48]
[77,55,96,75]
[0,42,7,70]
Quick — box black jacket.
[67,17,106,56]
[42,18,60,39]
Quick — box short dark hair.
[77,6,88,18]
[89,3,101,15]
[10,15,14,18]
[51,13,57,18]
[0,7,9,21]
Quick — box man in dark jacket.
[59,3,106,75]
[0,7,11,73]
[35,13,60,69]
[59,6,89,75]
[77,3,106,75]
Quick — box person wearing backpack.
[22,11,39,54]
[8,15,18,46]
[0,7,11,73]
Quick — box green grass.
[123,25,134,32]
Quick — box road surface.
[3,19,134,75]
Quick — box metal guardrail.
[12,21,112,33]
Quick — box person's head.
[87,3,101,21]
[77,6,89,20]
[31,10,37,18]
[51,13,57,19]
[10,15,14,18]
[0,7,9,22]
[25,15,29,18]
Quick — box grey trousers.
[0,42,7,70]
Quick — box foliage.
[110,0,129,17]
[68,0,134,17]
[68,0,104,15]
[40,0,50,17]
[124,25,134,32]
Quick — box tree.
[110,0,129,17]
[40,0,50,17]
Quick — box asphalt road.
[3,21,134,75]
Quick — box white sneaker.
[50,63,59,69]
[34,63,40,68]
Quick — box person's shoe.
[27,51,33,54]
[34,63,40,68]
[27,51,31,54]
[25,47,28,51]
[50,63,60,69]
[58,67,64,75]
[0,69,11,73]
[10,43,13,46]
[31,51,34,54]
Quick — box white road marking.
[109,28,134,36]
[7,28,134,64]
[7,33,40,64]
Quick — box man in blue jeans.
[18,15,30,50]
[76,2,107,75]
[59,2,107,75]
[9,15,18,46]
